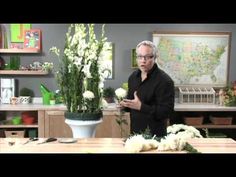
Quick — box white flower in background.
[42,62,54,72]
[115,88,127,102]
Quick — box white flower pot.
[65,119,102,138]
[19,96,31,104]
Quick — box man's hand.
[120,92,141,110]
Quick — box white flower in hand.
[115,88,127,102]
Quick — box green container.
[40,84,51,105]
[12,116,22,125]
[42,92,51,105]
[28,129,37,138]
[10,55,20,70]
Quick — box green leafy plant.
[103,87,115,98]
[103,87,115,103]
[19,87,34,97]
[223,81,236,106]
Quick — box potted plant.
[103,87,115,103]
[19,87,34,104]
[50,24,110,138]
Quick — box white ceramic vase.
[65,119,102,138]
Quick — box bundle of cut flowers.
[124,124,202,153]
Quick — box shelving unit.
[174,104,236,139]
[0,110,39,138]
[0,46,44,138]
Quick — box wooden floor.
[0,138,236,153]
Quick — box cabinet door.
[95,111,130,138]
[44,110,130,138]
[44,111,72,138]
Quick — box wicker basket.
[184,116,204,125]
[210,116,233,125]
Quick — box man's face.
[136,45,155,73]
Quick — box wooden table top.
[1,138,236,153]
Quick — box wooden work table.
[1,138,236,153]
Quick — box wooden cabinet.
[0,110,43,138]
[43,110,130,138]
[95,111,130,138]
[44,111,72,138]
[174,104,236,138]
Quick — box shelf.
[0,48,41,53]
[0,124,38,128]
[0,70,48,75]
[194,124,236,129]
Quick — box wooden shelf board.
[0,70,48,75]
[0,48,40,53]
[0,124,38,128]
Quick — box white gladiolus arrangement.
[50,24,110,115]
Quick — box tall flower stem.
[116,108,128,138]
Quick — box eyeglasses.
[137,55,154,60]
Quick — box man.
[120,40,175,137]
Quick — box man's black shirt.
[126,63,175,137]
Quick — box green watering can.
[40,84,52,105]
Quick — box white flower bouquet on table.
[124,124,202,153]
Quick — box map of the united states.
[154,35,229,87]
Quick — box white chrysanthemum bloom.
[124,135,145,153]
[83,91,95,100]
[115,88,127,101]
[158,124,203,151]
[124,135,159,152]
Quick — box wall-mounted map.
[153,32,231,87]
